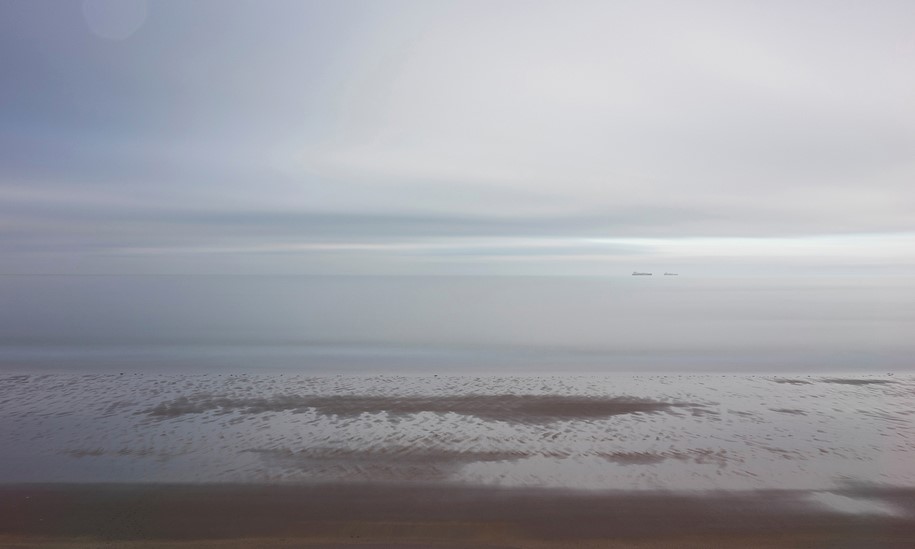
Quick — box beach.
[3,373,915,489]
[2,372,915,546]
[3,483,915,548]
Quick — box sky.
[2,0,914,276]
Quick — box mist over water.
[2,275,913,374]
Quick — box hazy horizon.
[2,274,912,374]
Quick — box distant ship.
[664,272,679,276]
[632,271,652,276]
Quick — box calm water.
[1,275,913,373]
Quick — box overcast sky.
[2,0,914,275]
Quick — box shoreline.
[3,483,915,547]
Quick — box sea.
[1,275,914,512]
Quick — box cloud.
[1,0,914,274]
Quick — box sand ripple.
[1,373,913,490]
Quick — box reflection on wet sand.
[3,373,915,546]
[1,373,913,491]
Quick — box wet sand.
[4,373,915,546]
[6,373,914,489]
[2,483,915,548]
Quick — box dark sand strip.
[820,378,897,385]
[2,483,915,547]
[145,394,689,423]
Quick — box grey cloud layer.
[2,1,914,274]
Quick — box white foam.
[808,492,902,516]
